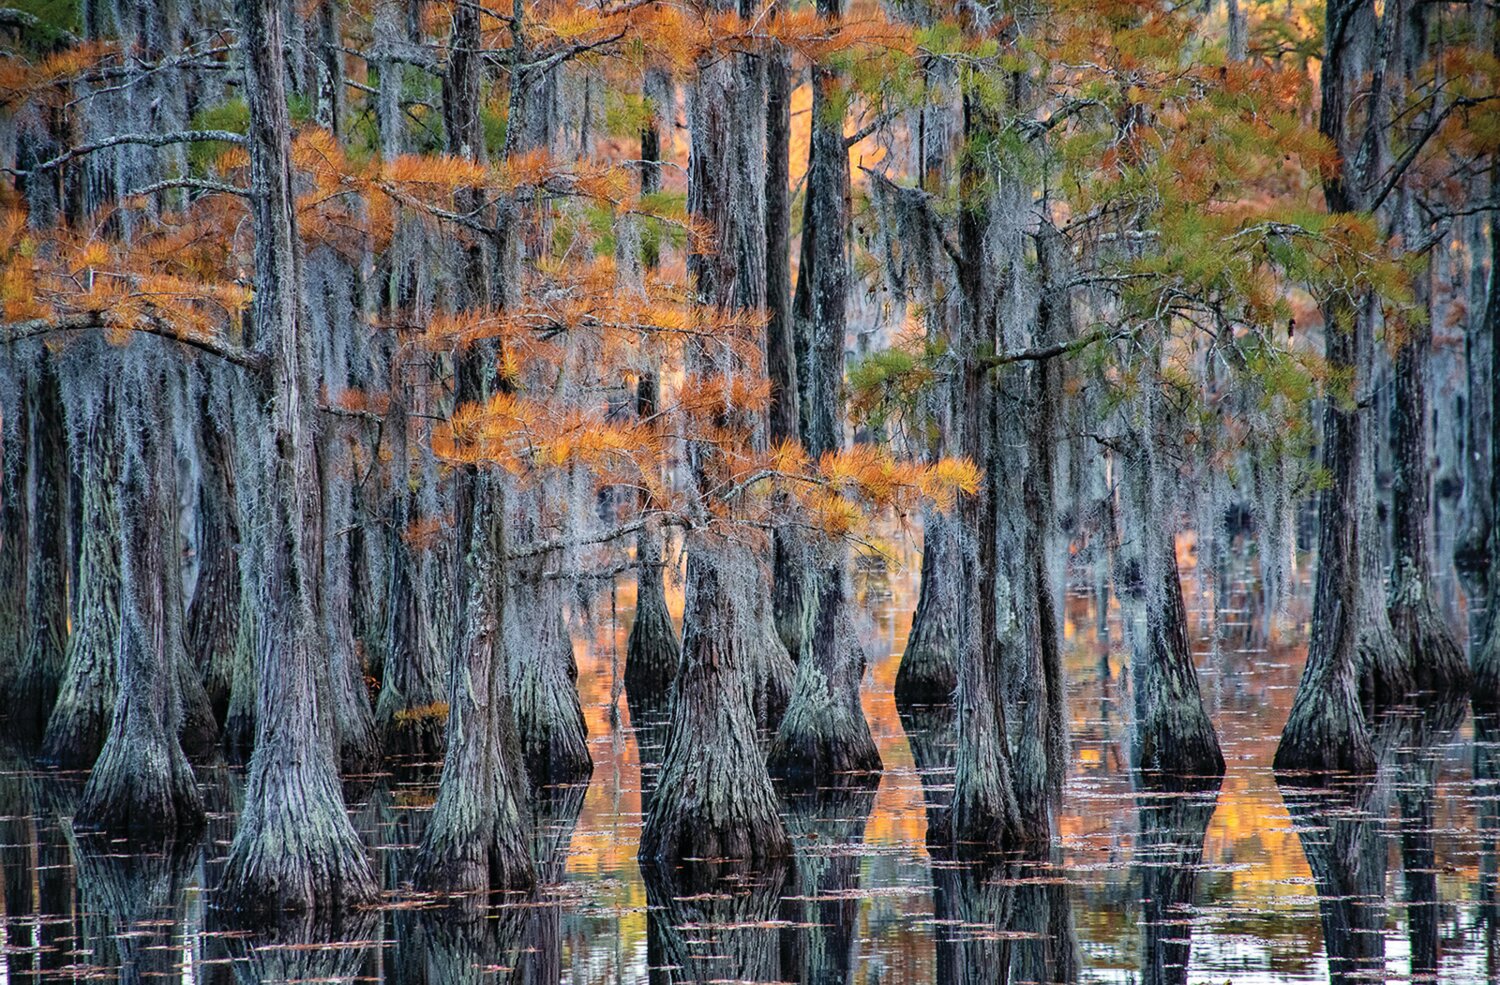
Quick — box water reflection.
[1136,780,1220,985]
[2,555,1499,983]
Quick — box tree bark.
[74,358,203,841]
[412,470,535,898]
[639,543,792,866]
[1276,0,1379,775]
[507,572,592,789]
[218,0,376,919]
[0,376,27,707]
[41,367,120,770]
[187,379,241,724]
[947,90,1025,857]
[13,349,69,741]
[1387,242,1469,697]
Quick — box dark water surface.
[2,550,1496,983]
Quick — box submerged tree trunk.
[768,557,881,785]
[74,358,203,840]
[895,513,962,707]
[41,368,120,770]
[219,0,376,918]
[412,470,534,898]
[13,350,69,740]
[507,573,592,789]
[777,782,876,984]
[1275,292,1377,776]
[1388,267,1469,697]
[1278,778,1388,985]
[1136,780,1221,985]
[639,543,792,866]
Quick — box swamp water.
[0,546,1495,984]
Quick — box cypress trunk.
[768,0,881,788]
[624,517,679,707]
[319,424,380,775]
[625,92,681,709]
[74,361,203,840]
[412,470,534,898]
[1387,280,1469,697]
[1275,292,1377,776]
[219,0,376,918]
[895,511,962,707]
[0,382,27,706]
[13,350,69,741]
[639,543,792,866]
[767,557,881,785]
[507,573,592,789]
[1475,194,1500,716]
[947,91,1026,857]
[41,370,120,770]
[187,380,241,723]
[375,381,449,763]
[1280,0,1382,772]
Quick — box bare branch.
[6,130,246,177]
[0,311,267,371]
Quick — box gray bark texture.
[13,350,69,740]
[41,368,120,769]
[218,0,376,919]
[74,357,203,841]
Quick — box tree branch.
[0,311,267,371]
[5,130,247,177]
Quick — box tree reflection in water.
[1134,777,1221,985]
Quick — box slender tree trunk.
[219,0,376,918]
[1387,241,1469,696]
[42,369,120,770]
[74,358,203,840]
[767,0,880,790]
[1275,292,1377,775]
[0,380,27,706]
[625,78,681,710]
[1277,0,1378,774]
[948,90,1025,856]
[1475,193,1500,716]
[764,48,798,447]
[187,380,241,724]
